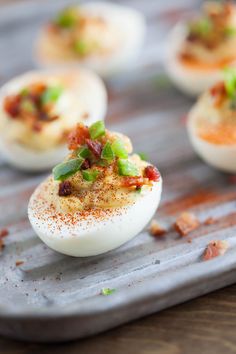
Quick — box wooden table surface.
[0,284,235,354]
[1,0,236,353]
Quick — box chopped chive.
[223,67,236,100]
[53,158,84,181]
[55,8,77,28]
[111,139,128,159]
[101,142,115,161]
[101,288,116,296]
[117,159,139,177]
[76,146,90,159]
[89,121,105,140]
[41,86,63,105]
[82,169,100,182]
[74,39,90,56]
[138,152,148,161]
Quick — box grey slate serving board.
[1,0,236,343]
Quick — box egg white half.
[188,106,236,172]
[28,177,162,257]
[36,2,146,77]
[0,68,107,171]
[165,23,224,97]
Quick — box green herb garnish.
[20,88,29,97]
[53,158,84,181]
[41,86,63,105]
[223,67,236,100]
[224,26,236,37]
[117,159,139,177]
[55,8,77,28]
[138,152,148,161]
[20,99,36,113]
[101,288,116,296]
[74,39,90,56]
[189,17,212,37]
[76,146,90,159]
[101,142,115,161]
[82,169,100,182]
[89,120,105,140]
[111,139,128,159]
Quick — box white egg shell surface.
[0,69,107,171]
[36,2,146,77]
[28,176,162,257]
[187,103,236,173]
[165,23,227,97]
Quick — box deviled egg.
[36,2,146,77]
[166,1,236,96]
[28,121,162,257]
[187,67,236,172]
[0,69,107,171]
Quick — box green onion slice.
[74,40,90,56]
[223,67,236,100]
[138,152,148,161]
[20,99,36,113]
[101,142,115,161]
[41,86,64,105]
[89,121,105,140]
[76,146,90,159]
[55,8,77,28]
[53,158,84,181]
[111,139,128,159]
[117,159,139,177]
[189,17,212,37]
[82,169,100,182]
[101,288,116,296]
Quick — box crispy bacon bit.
[0,239,5,251]
[86,139,102,158]
[144,166,160,182]
[174,212,200,236]
[68,123,90,150]
[204,217,215,225]
[58,181,72,197]
[3,95,21,118]
[210,81,226,108]
[0,228,9,238]
[122,176,146,188]
[149,219,167,237]
[228,175,236,184]
[81,158,91,170]
[15,260,24,267]
[203,240,228,261]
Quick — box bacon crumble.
[86,139,102,158]
[58,181,72,197]
[203,240,228,261]
[144,166,160,182]
[149,219,167,237]
[174,212,200,236]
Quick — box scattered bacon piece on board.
[174,212,200,236]
[204,217,215,225]
[15,260,24,267]
[149,219,167,237]
[203,240,228,261]
[0,228,9,238]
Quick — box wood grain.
[0,284,236,354]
